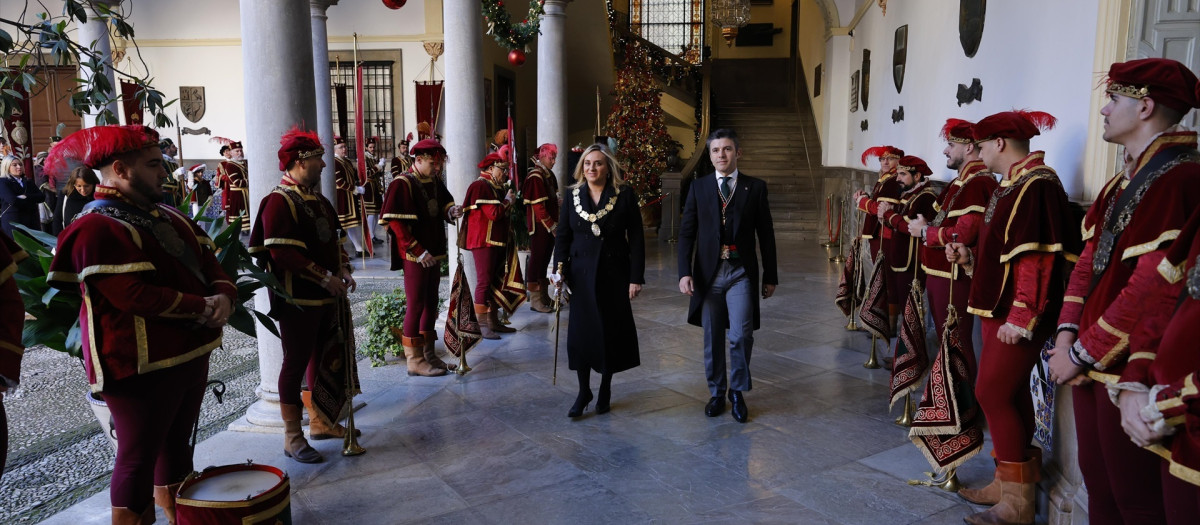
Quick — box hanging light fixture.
[711,0,751,47]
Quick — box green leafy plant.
[1,0,174,126]
[10,197,284,358]
[362,288,407,367]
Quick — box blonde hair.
[569,144,626,190]
[0,156,20,178]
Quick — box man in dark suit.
[678,128,778,423]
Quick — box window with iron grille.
[630,0,704,64]
[329,61,396,160]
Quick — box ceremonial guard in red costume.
[947,110,1081,525]
[854,146,904,261]
[1047,58,1200,525]
[878,155,938,293]
[523,143,560,313]
[390,134,414,179]
[1,231,27,483]
[363,137,386,243]
[463,151,518,339]
[45,125,237,524]
[249,126,360,465]
[909,120,998,380]
[333,137,366,257]
[158,139,182,208]
[380,138,462,376]
[216,141,249,232]
[1117,207,1200,525]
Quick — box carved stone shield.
[860,49,871,111]
[893,25,908,93]
[959,0,986,58]
[180,86,206,123]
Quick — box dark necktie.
[720,176,731,201]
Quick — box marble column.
[311,0,340,202]
[537,0,571,189]
[236,0,318,431]
[442,0,486,281]
[77,0,120,127]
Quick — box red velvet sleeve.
[269,245,331,285]
[1007,251,1054,334]
[1076,250,1170,371]
[89,273,207,319]
[1057,239,1096,330]
[1118,259,1182,386]
[856,195,880,214]
[1155,372,1200,423]
[927,213,983,248]
[388,220,425,258]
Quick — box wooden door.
[27,66,83,151]
[1130,0,1200,127]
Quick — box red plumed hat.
[209,136,235,147]
[44,125,160,178]
[189,163,207,173]
[277,126,325,171]
[860,146,905,166]
[973,110,1057,141]
[333,136,346,146]
[400,132,413,146]
[1105,57,1200,114]
[940,119,976,144]
[409,138,446,157]
[478,151,508,170]
[897,155,933,176]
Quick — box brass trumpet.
[894,393,914,427]
[908,468,961,492]
[864,334,881,369]
[338,297,365,457]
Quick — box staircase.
[714,106,824,241]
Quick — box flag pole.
[353,33,370,268]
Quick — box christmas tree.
[605,41,674,207]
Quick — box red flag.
[444,260,483,356]
[889,278,929,409]
[353,64,373,257]
[859,253,892,340]
[908,305,985,472]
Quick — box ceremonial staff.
[552,262,563,385]
[352,33,371,268]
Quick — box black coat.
[553,183,645,374]
[61,192,93,228]
[677,172,778,330]
[0,175,45,236]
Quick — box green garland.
[482,0,546,51]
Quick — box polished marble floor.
[44,237,993,524]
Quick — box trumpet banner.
[491,245,527,313]
[444,261,482,357]
[835,238,863,317]
[859,252,892,340]
[889,280,929,409]
[908,306,984,472]
[310,296,362,429]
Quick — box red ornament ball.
[507,49,526,66]
[382,0,406,9]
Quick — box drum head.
[180,469,282,502]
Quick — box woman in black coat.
[552,144,645,418]
[60,166,99,229]
[0,157,45,237]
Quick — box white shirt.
[715,169,739,200]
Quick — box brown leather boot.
[403,335,447,376]
[153,482,182,524]
[281,403,322,463]
[475,304,500,339]
[961,447,1043,506]
[421,331,456,371]
[964,458,1039,525]
[111,506,154,525]
[489,307,517,333]
[527,281,554,313]
[301,390,360,440]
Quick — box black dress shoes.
[704,395,726,417]
[596,385,611,414]
[729,390,748,423]
[568,390,593,418]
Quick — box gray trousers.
[702,260,754,397]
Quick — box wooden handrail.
[677,66,712,180]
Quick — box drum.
[175,462,291,525]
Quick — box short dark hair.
[706,128,740,150]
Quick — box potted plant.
[362,288,407,367]
[10,198,286,449]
